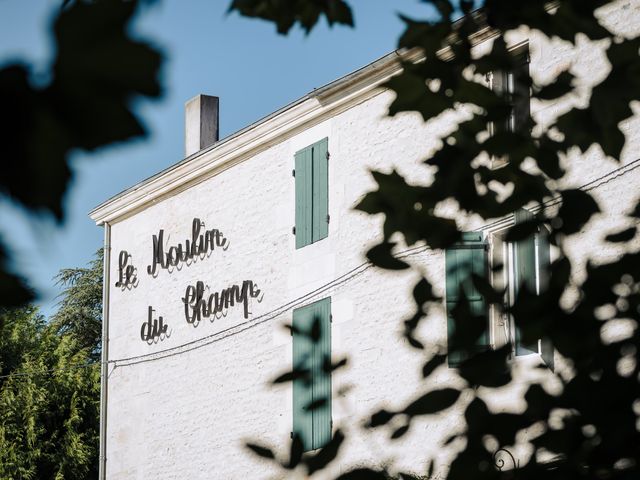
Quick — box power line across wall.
[1,157,639,380]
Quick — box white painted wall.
[103,2,640,478]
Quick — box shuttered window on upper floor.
[489,47,530,168]
[510,209,552,368]
[295,138,329,249]
[445,210,553,370]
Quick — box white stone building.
[90,3,640,478]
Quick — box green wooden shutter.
[295,146,313,249]
[295,138,329,248]
[312,138,329,243]
[292,304,314,450]
[491,70,511,134]
[492,50,529,134]
[514,208,538,355]
[311,297,331,449]
[292,297,331,451]
[512,56,530,133]
[537,225,554,370]
[445,232,489,367]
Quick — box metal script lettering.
[114,250,138,289]
[140,306,171,344]
[147,218,228,276]
[182,280,262,325]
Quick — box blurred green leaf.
[228,0,353,34]
[604,226,636,243]
[422,353,446,379]
[0,238,34,308]
[366,242,410,270]
[305,429,345,474]
[245,443,276,460]
[272,368,309,384]
[557,189,600,235]
[391,424,410,439]
[535,71,574,100]
[336,468,388,480]
[404,388,460,416]
[368,409,395,428]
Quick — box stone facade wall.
[103,2,640,478]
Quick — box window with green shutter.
[490,49,530,134]
[295,138,329,249]
[445,232,490,367]
[489,46,530,168]
[510,209,552,363]
[489,208,553,368]
[292,297,331,451]
[513,208,539,355]
[445,211,553,369]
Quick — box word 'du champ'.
[182,280,261,324]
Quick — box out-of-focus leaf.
[460,0,474,14]
[355,169,460,248]
[272,368,309,384]
[53,0,160,194]
[391,424,410,439]
[457,345,511,388]
[310,315,321,342]
[385,63,454,121]
[485,0,611,42]
[524,383,556,420]
[404,388,460,416]
[397,15,452,54]
[471,274,504,305]
[556,39,640,160]
[228,0,354,34]
[366,242,410,270]
[305,429,345,474]
[536,136,566,180]
[604,226,636,243]
[245,443,275,460]
[464,397,530,446]
[323,356,348,373]
[0,238,34,308]
[413,277,439,306]
[336,468,388,480]
[422,353,446,378]
[305,397,327,412]
[284,433,303,469]
[556,106,626,160]
[368,409,395,428]
[556,189,600,235]
[0,0,162,238]
[407,335,425,350]
[536,71,574,100]
[505,218,541,242]
[0,64,71,220]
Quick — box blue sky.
[0,0,440,316]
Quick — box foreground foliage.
[0,0,162,309]
[233,1,640,478]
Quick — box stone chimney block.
[185,94,219,157]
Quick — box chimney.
[185,94,219,157]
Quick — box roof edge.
[89,49,413,225]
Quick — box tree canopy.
[0,251,103,480]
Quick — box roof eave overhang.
[89,48,423,226]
